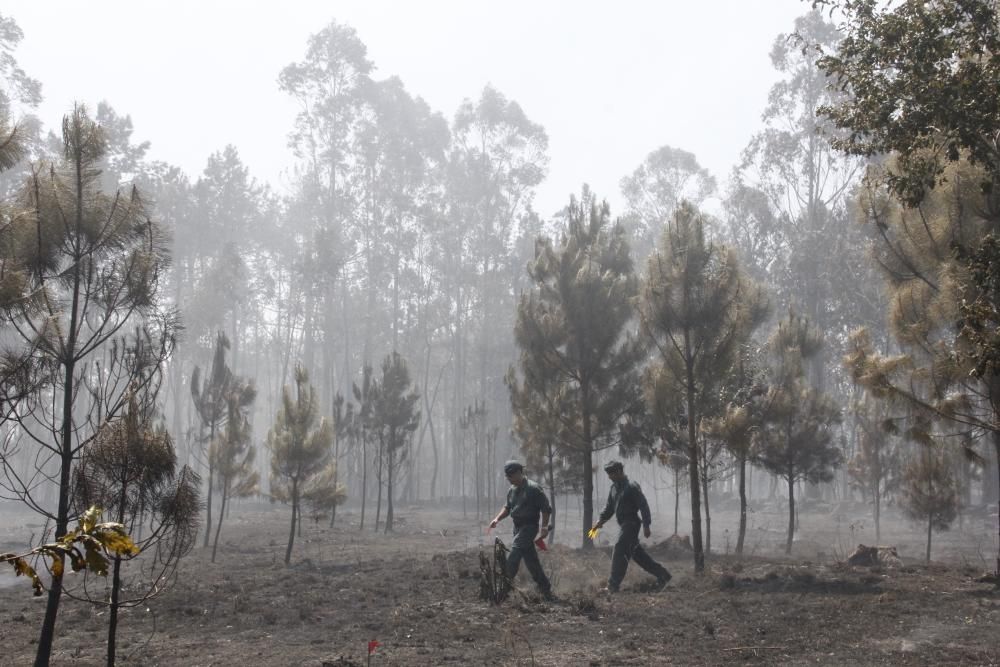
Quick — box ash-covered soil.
[1,503,998,666]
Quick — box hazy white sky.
[5,0,809,217]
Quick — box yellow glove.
[587,526,600,540]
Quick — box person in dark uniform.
[591,460,671,593]
[489,460,554,599]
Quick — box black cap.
[604,460,624,473]
[503,460,524,475]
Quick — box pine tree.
[0,106,176,667]
[637,201,767,571]
[818,0,1000,575]
[209,379,257,563]
[371,351,419,533]
[73,393,199,667]
[191,332,235,549]
[901,446,959,563]
[268,366,334,565]
[756,311,843,554]
[510,188,644,548]
[702,349,768,555]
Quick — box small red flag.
[368,640,380,655]
[534,537,547,551]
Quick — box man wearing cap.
[489,460,554,599]
[591,460,671,593]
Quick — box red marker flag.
[534,537,547,551]
[368,640,380,655]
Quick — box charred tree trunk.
[684,332,705,573]
[203,420,217,549]
[385,447,395,533]
[786,473,796,555]
[926,514,933,563]
[673,467,680,536]
[211,484,228,563]
[737,451,748,555]
[285,477,299,565]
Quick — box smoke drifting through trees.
[3,6,1000,664]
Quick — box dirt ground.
[1,500,999,666]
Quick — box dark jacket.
[505,479,551,527]
[599,477,652,527]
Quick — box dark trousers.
[507,524,551,593]
[609,522,669,590]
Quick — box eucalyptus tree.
[279,20,371,396]
[756,311,843,554]
[510,189,644,548]
[268,366,334,565]
[637,201,767,572]
[0,105,175,667]
[739,10,864,389]
[447,86,549,469]
[620,145,716,264]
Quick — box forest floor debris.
[1,503,998,666]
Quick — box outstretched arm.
[490,506,510,529]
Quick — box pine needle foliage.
[510,188,644,548]
[72,394,200,667]
[0,104,175,667]
[637,201,768,571]
[901,446,959,562]
[268,366,334,565]
[756,311,843,555]
[372,351,419,533]
[208,378,257,563]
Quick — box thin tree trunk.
[546,441,557,542]
[673,467,680,536]
[211,484,228,563]
[374,442,383,532]
[581,385,594,550]
[285,478,298,565]
[360,432,367,531]
[684,332,704,572]
[702,458,712,554]
[926,514,933,563]
[874,484,881,545]
[385,448,395,533]
[994,434,1000,576]
[106,556,123,667]
[737,452,747,555]
[203,420,216,548]
[786,474,795,555]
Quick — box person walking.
[591,460,671,593]
[489,460,554,599]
